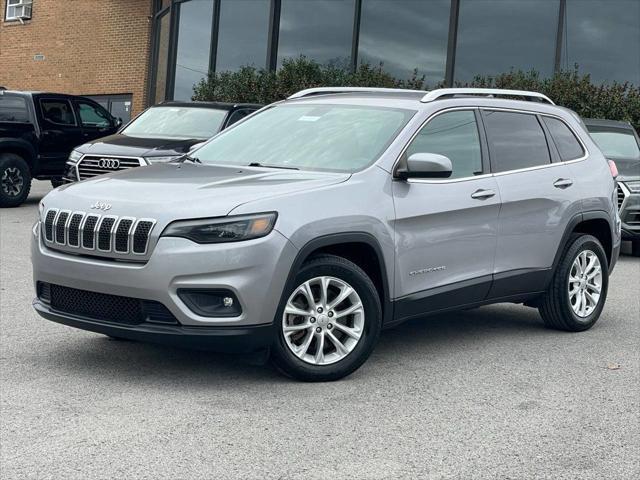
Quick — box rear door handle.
[471,189,496,200]
[554,178,573,188]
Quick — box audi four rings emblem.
[98,158,120,169]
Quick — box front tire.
[0,153,32,208]
[539,234,608,331]
[271,254,382,381]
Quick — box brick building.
[0,0,153,120]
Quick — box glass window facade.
[562,0,640,85]
[216,0,270,72]
[358,0,449,84]
[173,0,214,101]
[150,0,639,103]
[277,0,355,69]
[455,0,559,82]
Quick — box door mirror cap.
[397,153,453,180]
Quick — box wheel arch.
[553,211,614,273]
[0,139,37,173]
[284,233,393,325]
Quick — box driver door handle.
[471,189,496,200]
[554,178,573,188]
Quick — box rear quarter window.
[0,96,29,122]
[542,116,585,161]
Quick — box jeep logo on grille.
[98,158,120,169]
[90,201,112,211]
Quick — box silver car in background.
[31,88,620,381]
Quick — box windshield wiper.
[177,154,201,164]
[247,162,299,170]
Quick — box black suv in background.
[63,101,262,183]
[0,90,120,207]
[584,119,640,256]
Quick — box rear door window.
[0,95,29,122]
[542,116,584,161]
[482,110,551,173]
[40,99,77,126]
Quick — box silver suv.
[31,88,621,381]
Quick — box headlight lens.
[68,150,82,164]
[161,213,277,244]
[144,155,182,164]
[625,180,640,194]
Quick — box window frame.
[393,107,491,183]
[5,0,32,22]
[38,98,78,127]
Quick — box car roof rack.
[287,87,426,99]
[421,88,555,105]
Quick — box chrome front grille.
[76,155,144,181]
[617,184,627,211]
[43,209,156,258]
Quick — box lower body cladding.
[31,223,297,353]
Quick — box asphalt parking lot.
[1,181,639,479]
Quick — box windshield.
[589,130,640,160]
[122,106,228,139]
[194,104,415,172]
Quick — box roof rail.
[421,88,555,105]
[287,87,426,99]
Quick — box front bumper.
[619,186,640,240]
[33,300,273,352]
[32,222,298,329]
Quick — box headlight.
[161,213,277,244]
[144,155,182,164]
[68,150,83,164]
[624,180,640,194]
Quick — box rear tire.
[631,240,640,257]
[0,153,32,208]
[539,234,608,332]
[271,254,382,381]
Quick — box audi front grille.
[76,155,144,181]
[42,209,156,258]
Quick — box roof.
[583,118,634,130]
[157,100,263,110]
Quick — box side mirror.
[397,153,453,180]
[115,117,123,128]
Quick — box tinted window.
[225,109,253,127]
[358,0,449,83]
[406,110,483,179]
[483,111,551,172]
[0,96,29,122]
[121,106,228,139]
[195,104,414,173]
[455,0,559,82]
[563,0,640,85]
[40,100,76,126]
[216,0,270,72]
[173,0,214,101]
[277,0,355,68]
[542,117,584,161]
[77,101,112,128]
[589,131,640,160]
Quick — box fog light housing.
[177,289,242,317]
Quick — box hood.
[45,163,350,221]
[76,134,203,158]
[610,156,640,181]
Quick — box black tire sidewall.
[0,154,32,207]
[557,235,609,329]
[271,256,382,381]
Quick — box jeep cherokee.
[31,88,621,381]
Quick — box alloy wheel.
[1,167,24,197]
[282,276,365,365]
[568,250,602,318]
